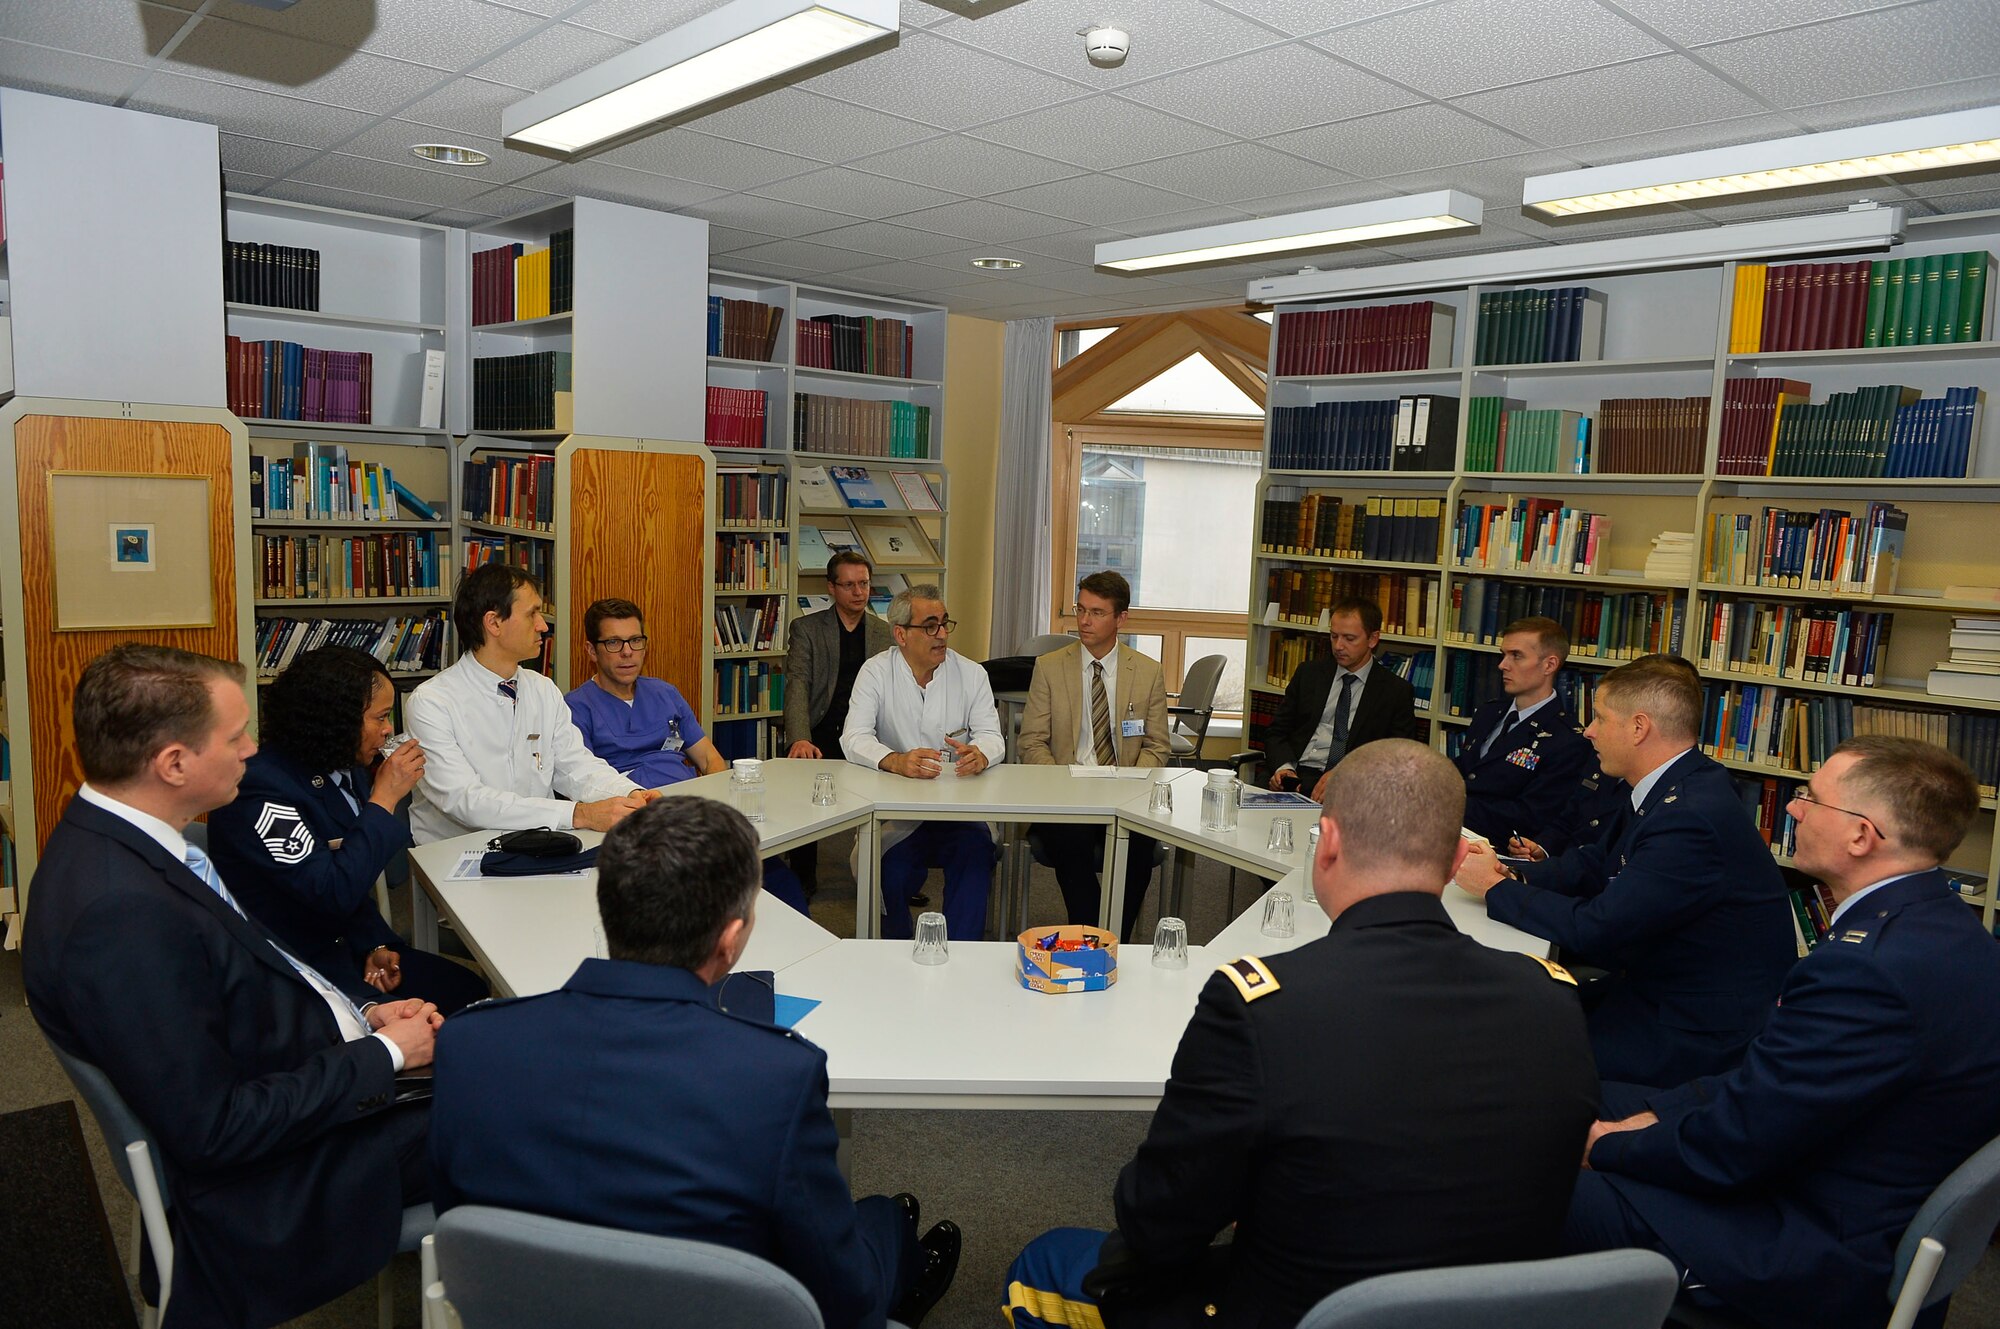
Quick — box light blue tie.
[186,842,372,1029]
[184,842,248,916]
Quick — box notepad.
[774,995,821,1029]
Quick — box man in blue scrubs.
[567,597,806,913]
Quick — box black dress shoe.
[893,1220,961,1328]
[908,892,930,907]
[892,1192,920,1231]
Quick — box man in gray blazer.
[785,550,895,892]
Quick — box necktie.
[186,843,372,1030]
[498,677,519,703]
[1090,661,1116,766]
[185,842,247,915]
[1325,673,1358,766]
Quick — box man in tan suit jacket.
[1018,571,1171,939]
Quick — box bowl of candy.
[1017,925,1119,994]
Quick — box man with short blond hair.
[1454,615,1596,846]
[1568,736,2000,1329]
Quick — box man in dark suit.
[1453,616,1596,847]
[23,644,441,1328]
[1457,656,1795,1086]
[1263,597,1422,801]
[1567,736,2000,1329]
[1006,740,1599,1329]
[430,796,963,1329]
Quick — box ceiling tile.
[1323,0,1664,99]
[559,0,733,41]
[825,260,965,293]
[1110,142,1353,204]
[256,180,436,221]
[1902,186,2000,217]
[1117,42,1420,138]
[335,120,554,184]
[988,174,1209,227]
[396,76,532,138]
[1687,183,1915,224]
[800,220,970,260]
[1100,203,1262,235]
[938,0,1279,89]
[126,73,381,147]
[752,168,962,219]
[1206,0,1441,37]
[218,132,320,179]
[689,194,871,238]
[684,88,941,164]
[1695,0,2000,106]
[425,207,509,226]
[460,183,571,218]
[209,0,546,72]
[1896,172,2000,200]
[4,0,187,65]
[708,226,785,255]
[851,135,1084,196]
[1482,203,1715,244]
[163,18,451,112]
[598,131,819,191]
[1367,149,1586,204]
[886,199,1075,243]
[727,237,884,273]
[967,95,1235,172]
[1264,103,1537,177]
[0,40,149,104]
[1609,0,1912,46]
[800,29,1092,130]
[1788,73,2000,132]
[289,153,505,207]
[1227,179,1422,214]
[1008,228,1119,264]
[1558,114,1805,168]
[467,22,631,87]
[1452,53,1768,148]
[512,160,726,210]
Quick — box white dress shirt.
[1288,658,1374,775]
[76,783,404,1070]
[1628,746,1697,811]
[407,653,638,844]
[842,648,1006,772]
[1075,645,1122,767]
[1828,870,1931,929]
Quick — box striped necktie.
[498,677,519,703]
[185,842,372,1030]
[1091,661,1117,767]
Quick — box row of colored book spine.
[1698,503,1907,592]
[1695,683,1998,789]
[1263,630,1330,688]
[705,386,770,450]
[715,532,790,592]
[707,297,783,361]
[715,659,786,715]
[718,470,788,526]
[1447,582,1685,661]
[460,454,555,531]
[251,451,432,523]
[1268,395,1456,470]
[797,314,916,378]
[226,337,373,423]
[714,597,782,653]
[793,394,932,457]
[1452,501,1610,576]
[1262,495,1445,564]
[1473,287,1603,365]
[472,352,572,432]
[462,531,550,588]
[1729,251,1990,353]
[1699,600,1893,687]
[1262,569,1437,636]
[255,611,448,677]
[1593,396,1710,475]
[256,530,443,600]
[1718,377,1984,477]
[1374,650,1436,706]
[471,231,574,325]
[1272,301,1453,376]
[225,240,319,310]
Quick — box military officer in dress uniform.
[1005,740,1598,1329]
[1457,656,1795,1087]
[1567,736,2000,1329]
[430,797,963,1329]
[1454,616,1596,848]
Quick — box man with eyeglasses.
[1564,736,2000,1329]
[843,585,1006,940]
[567,596,808,913]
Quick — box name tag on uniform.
[1121,719,1144,738]
[662,719,685,753]
[1505,748,1539,770]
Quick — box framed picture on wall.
[49,471,215,629]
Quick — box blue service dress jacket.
[1453,698,1597,846]
[430,960,902,1329]
[1589,869,2000,1329]
[24,797,408,1328]
[1485,748,1796,1086]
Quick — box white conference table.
[407,761,1549,1111]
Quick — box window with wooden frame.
[1049,309,1272,719]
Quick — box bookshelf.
[1247,207,2000,936]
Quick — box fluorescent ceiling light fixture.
[1095,190,1483,273]
[411,143,490,166]
[970,256,1023,270]
[1525,106,2000,216]
[504,0,897,155]
[1247,205,1906,304]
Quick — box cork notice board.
[48,471,216,630]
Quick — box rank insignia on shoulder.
[1527,955,1578,986]
[1218,956,1280,1002]
[1840,930,1870,943]
[1505,748,1539,770]
[1663,794,1678,804]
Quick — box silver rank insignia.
[1841,930,1870,943]
[254,802,315,865]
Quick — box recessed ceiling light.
[412,143,491,167]
[971,256,1024,270]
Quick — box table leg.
[1170,849,1189,918]
[1102,820,1129,935]
[412,877,439,953]
[855,817,880,940]
[833,1107,853,1180]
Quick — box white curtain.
[989,316,1055,657]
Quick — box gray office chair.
[1297,1249,1679,1329]
[1168,655,1228,766]
[1668,1130,2000,1329]
[1019,632,1077,659]
[433,1205,913,1329]
[48,1037,431,1329]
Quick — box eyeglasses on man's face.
[1789,783,1890,842]
[1073,603,1119,622]
[909,617,958,638]
[832,578,873,593]
[593,635,648,654]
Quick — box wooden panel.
[566,448,707,700]
[16,414,240,852]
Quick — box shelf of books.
[712,458,792,760]
[1249,208,2000,936]
[223,195,451,437]
[457,438,556,674]
[468,203,574,439]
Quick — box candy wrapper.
[1017,924,1119,994]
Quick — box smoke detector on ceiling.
[1080,26,1129,68]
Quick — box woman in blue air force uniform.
[211,645,490,1013]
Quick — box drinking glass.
[1147,779,1174,814]
[1201,770,1239,832]
[730,758,767,822]
[912,911,950,965]
[810,772,837,806]
[1151,917,1189,969]
[1266,817,1295,855]
[1260,892,1296,938]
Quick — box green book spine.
[1864,261,1889,348]
[1899,256,1926,348]
[1510,290,1529,364]
[1919,253,1945,344]
[1501,291,1519,364]
[1939,253,1965,344]
[1535,289,1554,362]
[1962,251,1989,342]
[1884,259,1908,346]
[1475,293,1490,364]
